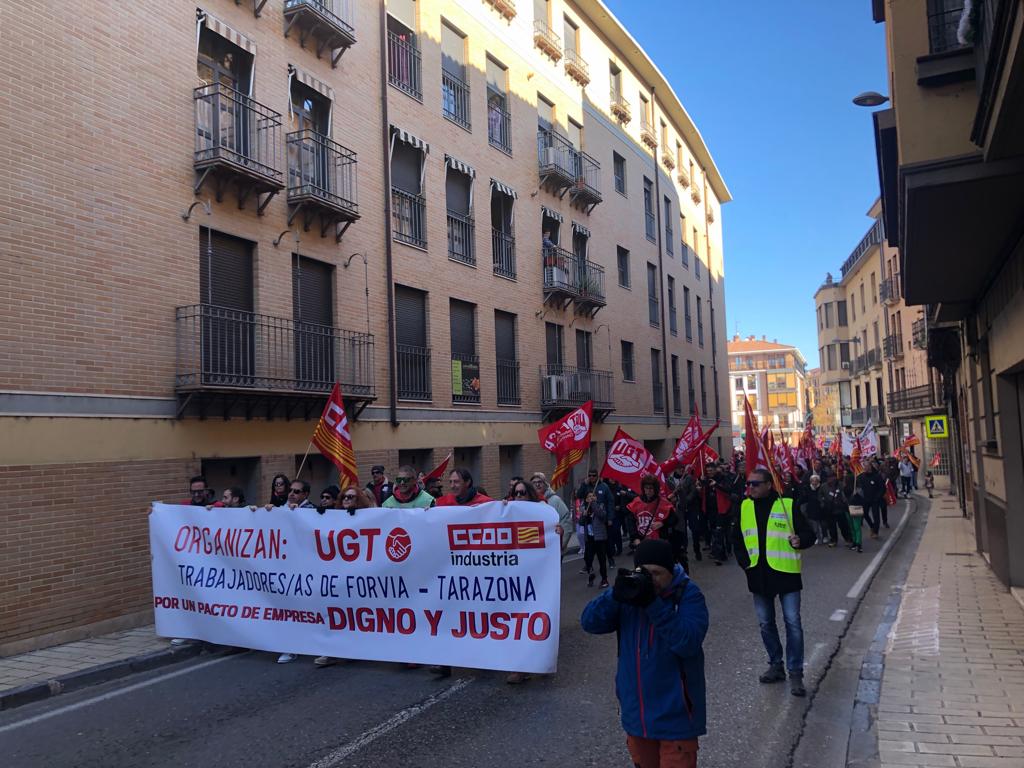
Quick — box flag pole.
[295,440,315,479]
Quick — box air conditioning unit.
[541,147,559,168]
[543,374,568,400]
[841,362,850,370]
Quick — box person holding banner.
[626,475,674,552]
[531,472,572,557]
[383,466,436,509]
[436,468,493,507]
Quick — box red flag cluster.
[660,407,719,476]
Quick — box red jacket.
[626,496,673,540]
[435,492,494,507]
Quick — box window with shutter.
[292,255,334,388]
[545,322,563,368]
[449,300,476,356]
[395,285,429,400]
[198,229,255,385]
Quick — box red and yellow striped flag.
[311,383,359,490]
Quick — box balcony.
[609,89,630,122]
[564,48,590,87]
[543,246,580,308]
[483,0,516,21]
[849,405,883,426]
[883,333,904,361]
[397,344,431,401]
[282,0,356,68]
[193,83,284,214]
[841,218,883,277]
[540,364,614,420]
[690,185,702,205]
[441,70,471,130]
[286,130,359,241]
[912,319,928,350]
[175,304,374,418]
[387,30,421,100]
[492,229,516,280]
[537,128,577,194]
[879,275,900,305]
[497,358,521,406]
[487,99,512,154]
[676,166,690,188]
[533,20,562,61]
[660,149,676,171]
[640,115,658,150]
[392,187,426,248]
[451,352,481,404]
[575,259,606,317]
[447,210,475,266]
[889,384,939,416]
[569,151,602,212]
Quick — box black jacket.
[732,492,815,597]
[855,470,884,504]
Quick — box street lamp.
[852,91,889,107]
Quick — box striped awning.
[391,126,429,153]
[445,155,475,178]
[289,64,335,102]
[541,205,563,222]
[198,10,257,55]
[490,178,517,199]
[572,221,592,237]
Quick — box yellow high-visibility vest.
[740,497,801,574]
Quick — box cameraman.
[581,540,709,768]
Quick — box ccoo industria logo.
[447,522,546,551]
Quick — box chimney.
[773,338,777,343]
[748,335,755,341]
[762,335,767,341]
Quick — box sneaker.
[759,664,786,684]
[857,545,863,553]
[277,653,297,664]
[599,580,609,589]
[505,672,530,684]
[790,674,806,697]
[607,557,616,569]
[170,638,190,646]
[314,656,337,667]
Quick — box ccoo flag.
[311,383,359,490]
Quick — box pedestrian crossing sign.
[925,415,948,439]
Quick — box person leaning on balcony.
[383,466,436,508]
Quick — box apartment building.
[0,0,730,652]
[727,335,807,447]
[867,0,1024,588]
[806,367,840,436]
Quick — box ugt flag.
[537,401,593,489]
[601,427,665,495]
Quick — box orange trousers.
[626,735,698,768]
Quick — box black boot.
[790,673,806,697]
[759,664,786,683]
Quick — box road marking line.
[830,609,848,622]
[0,653,239,735]
[846,500,913,600]
[307,678,472,768]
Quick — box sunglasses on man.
[745,480,766,487]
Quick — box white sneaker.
[170,638,190,646]
[314,656,338,667]
[277,653,297,664]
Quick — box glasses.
[395,476,412,483]
[342,494,358,501]
[745,480,765,487]
[371,470,383,475]
[513,490,529,497]
[320,494,335,501]
[289,488,304,494]
[274,480,286,487]
[531,479,544,485]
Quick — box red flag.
[662,408,719,474]
[743,397,762,477]
[850,438,864,477]
[601,427,665,495]
[537,401,593,489]
[884,479,898,506]
[929,451,941,468]
[423,452,452,482]
[311,383,359,490]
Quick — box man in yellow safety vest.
[731,468,815,696]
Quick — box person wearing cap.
[731,467,815,696]
[580,539,709,768]
[365,465,394,506]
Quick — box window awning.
[197,9,257,55]
[572,221,592,237]
[391,126,429,153]
[541,205,563,223]
[288,64,335,102]
[490,178,517,199]
[445,155,475,178]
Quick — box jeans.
[863,501,881,534]
[584,536,608,581]
[900,476,913,496]
[752,591,804,674]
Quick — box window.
[534,0,549,23]
[545,321,563,367]
[693,227,701,279]
[647,263,660,327]
[926,0,967,55]
[198,23,253,92]
[859,282,865,313]
[671,355,682,415]
[840,342,850,365]
[676,141,684,171]
[713,368,720,418]
[699,364,707,415]
[696,296,704,347]
[387,2,421,100]
[827,345,836,370]
[621,340,635,381]
[537,93,554,132]
[563,16,579,55]
[748,375,756,390]
[824,302,833,329]
[837,300,848,327]
[441,22,470,129]
[643,177,655,240]
[639,93,651,126]
[683,286,692,340]
[851,295,857,322]
[446,163,474,265]
[613,152,626,195]
[199,228,255,382]
[495,310,519,406]
[873,321,880,350]
[660,120,669,149]
[450,299,478,403]
[667,275,677,335]
[680,214,688,267]
[664,196,673,255]
[395,284,430,400]
[486,56,510,154]
[687,360,696,413]
[870,272,877,304]
[292,254,335,387]
[710,306,717,355]
[575,329,593,370]
[817,306,823,330]
[490,180,516,279]
[391,137,427,247]
[651,349,664,413]
[616,246,630,288]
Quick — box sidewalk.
[875,492,1024,766]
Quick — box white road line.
[307,678,472,768]
[0,653,238,735]
[829,609,848,622]
[846,500,913,600]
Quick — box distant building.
[728,335,807,446]
[806,367,839,434]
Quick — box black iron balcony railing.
[540,364,613,411]
[441,70,471,130]
[564,47,590,86]
[194,82,283,189]
[286,130,358,218]
[577,259,606,310]
[879,275,900,305]
[609,88,630,121]
[889,384,939,415]
[492,229,516,280]
[652,382,665,414]
[883,333,904,360]
[392,187,426,247]
[497,358,521,406]
[537,128,577,188]
[688,388,696,414]
[487,96,512,154]
[849,405,883,426]
[648,294,660,327]
[533,19,562,60]
[639,113,657,148]
[451,352,480,403]
[570,151,602,208]
[175,304,374,397]
[483,0,516,21]
[397,343,431,400]
[841,218,884,277]
[645,210,656,241]
[543,246,580,297]
[447,210,475,266]
[282,0,356,66]
[912,319,928,349]
[387,30,422,100]
[928,2,967,54]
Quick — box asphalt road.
[0,501,912,768]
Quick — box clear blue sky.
[606,0,889,369]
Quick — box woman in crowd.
[579,490,610,589]
[268,474,290,507]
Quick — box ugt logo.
[385,527,412,562]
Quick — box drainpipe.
[650,86,671,430]
[379,0,399,427]
[703,167,717,440]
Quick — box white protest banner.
[149,501,561,673]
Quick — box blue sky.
[606,0,889,369]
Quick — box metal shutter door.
[494,311,516,361]
[395,286,426,347]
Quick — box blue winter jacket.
[580,565,709,740]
